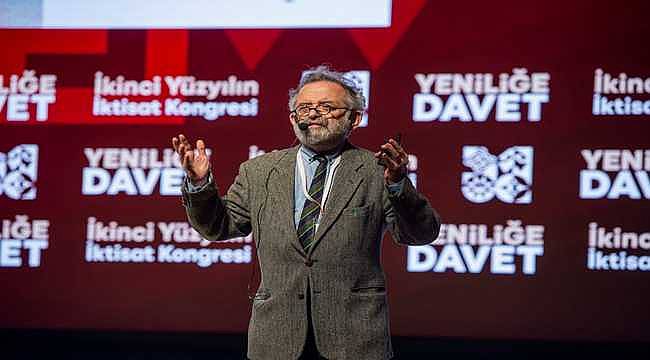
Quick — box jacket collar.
[270,141,366,258]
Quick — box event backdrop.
[1,0,649,343]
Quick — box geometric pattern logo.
[343,70,371,128]
[0,144,39,200]
[461,146,533,204]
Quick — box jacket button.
[304,259,314,267]
[298,294,305,300]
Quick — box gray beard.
[292,117,352,152]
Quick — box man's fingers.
[180,150,188,168]
[179,134,191,149]
[172,137,180,153]
[376,147,402,168]
[180,138,192,154]
[196,139,207,156]
[379,153,400,170]
[182,149,194,169]
[375,153,389,168]
[389,139,405,155]
[377,142,407,182]
[381,143,400,160]
[382,141,409,167]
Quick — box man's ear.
[349,111,362,130]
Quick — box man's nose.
[308,108,320,118]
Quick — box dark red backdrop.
[1,1,649,342]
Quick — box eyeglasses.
[291,104,351,118]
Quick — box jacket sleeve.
[383,177,441,246]
[180,163,252,241]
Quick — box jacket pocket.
[252,289,271,301]
[350,284,386,295]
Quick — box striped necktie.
[297,155,328,250]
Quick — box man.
[172,65,440,360]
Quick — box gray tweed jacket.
[181,142,440,360]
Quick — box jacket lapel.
[270,146,306,257]
[308,144,365,255]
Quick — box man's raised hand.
[172,134,210,183]
[374,138,408,184]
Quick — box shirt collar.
[299,143,344,163]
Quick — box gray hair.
[288,65,366,112]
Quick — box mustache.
[297,119,327,127]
